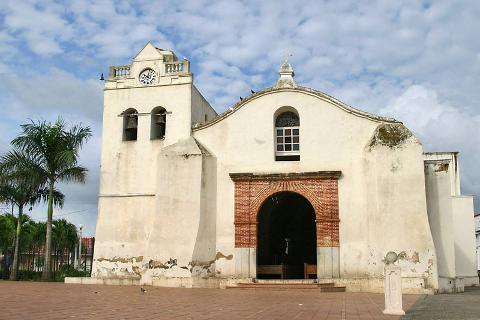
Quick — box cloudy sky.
[0,0,479,235]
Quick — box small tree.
[0,213,15,255]
[0,160,64,280]
[1,119,91,280]
[52,219,78,267]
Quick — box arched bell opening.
[123,108,138,141]
[151,106,166,140]
[256,191,316,279]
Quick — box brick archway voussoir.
[230,171,341,249]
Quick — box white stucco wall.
[452,196,477,280]
[92,45,479,293]
[424,159,456,279]
[93,45,200,279]
[191,85,217,124]
[193,88,438,292]
[424,152,479,291]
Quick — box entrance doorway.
[257,192,317,279]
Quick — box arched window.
[123,108,138,141]
[151,106,166,140]
[275,109,300,161]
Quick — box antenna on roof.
[284,52,293,64]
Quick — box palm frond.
[56,166,88,184]
[0,149,48,182]
[36,187,65,208]
[67,123,92,150]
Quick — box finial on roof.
[275,54,297,88]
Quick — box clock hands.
[139,69,156,85]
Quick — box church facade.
[91,43,478,293]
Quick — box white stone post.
[383,264,405,315]
[77,225,83,271]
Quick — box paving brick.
[3,281,480,319]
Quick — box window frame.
[273,108,300,161]
[275,126,300,156]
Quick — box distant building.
[475,214,480,272]
[80,237,95,273]
[90,43,478,293]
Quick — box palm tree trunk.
[41,181,54,280]
[10,204,23,280]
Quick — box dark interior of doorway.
[257,191,316,279]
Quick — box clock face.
[139,68,156,85]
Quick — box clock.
[139,68,156,85]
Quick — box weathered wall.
[141,137,218,282]
[475,215,480,272]
[93,45,198,279]
[93,137,221,283]
[363,127,438,291]
[424,152,479,291]
[193,88,439,292]
[424,159,456,279]
[93,44,473,292]
[452,196,478,284]
[191,85,217,124]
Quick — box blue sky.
[0,0,479,236]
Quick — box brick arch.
[230,172,341,249]
[250,182,321,221]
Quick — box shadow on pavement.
[402,286,480,320]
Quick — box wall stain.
[434,163,449,172]
[97,256,143,263]
[97,252,233,278]
[149,258,177,269]
[186,252,234,273]
[369,123,413,149]
[397,251,420,264]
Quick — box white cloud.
[381,85,480,208]
[0,69,102,235]
[0,68,103,121]
[2,0,73,55]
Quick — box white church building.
[89,43,478,293]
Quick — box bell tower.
[104,42,196,145]
[94,42,217,273]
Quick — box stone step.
[239,282,335,287]
[254,279,319,284]
[226,282,345,291]
[320,286,346,292]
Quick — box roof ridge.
[193,86,399,131]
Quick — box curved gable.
[193,86,399,131]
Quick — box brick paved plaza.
[0,281,479,319]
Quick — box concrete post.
[383,264,405,315]
[74,246,78,269]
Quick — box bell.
[126,115,137,129]
[155,114,165,125]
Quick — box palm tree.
[0,169,41,280]
[0,163,64,280]
[1,119,91,280]
[52,219,78,268]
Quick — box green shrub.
[54,264,89,282]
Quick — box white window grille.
[275,111,300,159]
[276,127,300,155]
